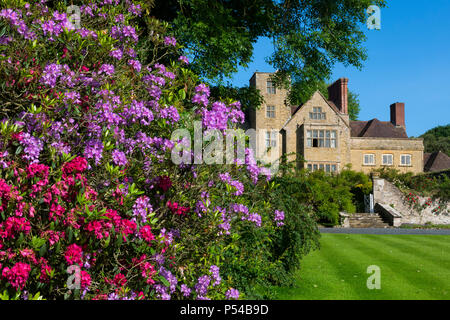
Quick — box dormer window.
[267,81,276,94]
[310,107,326,120]
[266,105,276,118]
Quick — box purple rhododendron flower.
[225,288,239,300]
[164,36,176,47]
[109,48,123,60]
[128,59,141,72]
[194,275,210,297]
[99,64,115,76]
[112,149,127,166]
[274,210,285,227]
[178,55,189,64]
[20,133,43,163]
[84,139,104,165]
[132,196,152,223]
[180,284,191,297]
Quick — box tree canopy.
[150,0,381,117]
[420,124,450,156]
[151,2,384,77]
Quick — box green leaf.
[39,243,47,257]
[158,275,170,287]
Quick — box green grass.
[275,234,450,300]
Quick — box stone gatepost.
[371,172,384,204]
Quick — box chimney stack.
[327,78,348,114]
[390,102,405,127]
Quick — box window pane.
[307,130,311,138]
[331,131,336,138]
[308,164,312,171]
[331,165,337,172]
[313,130,318,138]
[326,164,331,172]
[319,130,324,138]
[319,164,324,170]
[325,139,330,148]
[313,164,318,171]
[331,140,336,148]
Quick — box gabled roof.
[281,90,349,130]
[350,119,408,138]
[424,151,450,172]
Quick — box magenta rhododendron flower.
[157,176,172,192]
[2,262,31,290]
[64,243,83,265]
[140,225,155,243]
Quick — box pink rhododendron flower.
[140,225,155,243]
[2,262,31,290]
[64,243,83,265]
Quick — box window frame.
[363,154,376,166]
[307,130,337,149]
[309,107,326,120]
[266,105,276,118]
[266,81,276,94]
[265,130,277,148]
[382,154,394,166]
[307,163,338,173]
[400,154,412,167]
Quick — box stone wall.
[372,177,450,225]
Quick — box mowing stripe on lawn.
[275,234,450,300]
[277,241,359,300]
[313,234,409,299]
[373,235,450,268]
[323,234,434,299]
[339,235,449,299]
[395,234,450,251]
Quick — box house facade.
[246,72,424,174]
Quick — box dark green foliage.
[219,178,321,299]
[420,124,450,157]
[273,168,372,226]
[150,0,386,92]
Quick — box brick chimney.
[327,78,348,114]
[390,102,405,127]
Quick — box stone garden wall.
[372,177,450,225]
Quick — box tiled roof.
[424,151,450,172]
[350,119,408,138]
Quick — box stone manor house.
[244,72,425,174]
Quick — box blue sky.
[226,0,450,137]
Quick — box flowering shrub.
[0,0,318,300]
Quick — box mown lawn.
[275,234,450,300]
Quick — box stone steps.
[348,213,391,228]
